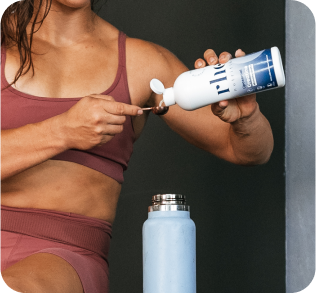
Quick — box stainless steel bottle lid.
[149,194,190,212]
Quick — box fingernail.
[137,109,143,115]
[197,60,203,67]
[219,55,226,62]
[209,57,216,64]
[220,54,231,62]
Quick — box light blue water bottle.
[143,194,196,293]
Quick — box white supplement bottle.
[150,47,285,110]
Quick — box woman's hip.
[1,205,113,292]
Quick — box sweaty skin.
[1,4,273,225]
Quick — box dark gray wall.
[95,0,286,292]
[285,1,315,292]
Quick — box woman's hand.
[194,49,258,123]
[58,94,142,150]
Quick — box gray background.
[285,0,315,292]
[95,0,287,292]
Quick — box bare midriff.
[1,160,122,224]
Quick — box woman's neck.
[30,1,98,48]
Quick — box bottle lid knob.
[150,79,165,95]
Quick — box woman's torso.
[1,19,150,223]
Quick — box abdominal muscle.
[1,160,122,224]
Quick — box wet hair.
[1,0,97,86]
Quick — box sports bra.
[1,31,135,184]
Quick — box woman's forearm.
[1,115,68,180]
[228,103,274,165]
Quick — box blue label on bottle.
[247,49,277,91]
[227,48,278,96]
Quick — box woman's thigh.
[2,252,84,293]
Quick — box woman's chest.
[5,46,120,99]
[2,48,149,138]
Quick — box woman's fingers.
[218,100,229,109]
[194,58,206,68]
[195,49,219,68]
[204,49,219,65]
[195,49,237,68]
[104,113,126,125]
[102,124,124,136]
[62,95,143,150]
[218,51,233,63]
[88,94,143,116]
[235,49,246,58]
[196,48,246,68]
[89,94,115,101]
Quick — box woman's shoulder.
[125,36,188,88]
[97,17,187,88]
[126,37,178,66]
[96,17,184,72]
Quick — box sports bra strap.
[118,31,127,69]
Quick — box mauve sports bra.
[1,31,135,184]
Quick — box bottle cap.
[150,79,165,95]
[150,79,176,107]
[149,194,189,212]
[271,47,285,87]
[152,194,186,205]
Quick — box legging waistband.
[1,205,112,260]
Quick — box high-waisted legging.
[1,205,112,293]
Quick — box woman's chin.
[54,0,92,9]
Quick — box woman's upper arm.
[125,37,188,105]
[125,37,233,159]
